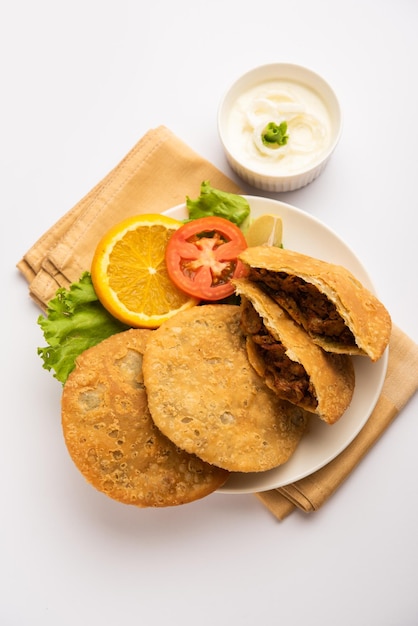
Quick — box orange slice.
[91,214,199,328]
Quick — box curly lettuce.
[37,272,128,384]
[186,181,250,227]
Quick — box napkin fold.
[17,125,418,519]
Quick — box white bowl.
[217,63,342,192]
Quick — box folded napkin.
[17,126,418,519]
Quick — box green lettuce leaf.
[37,272,129,384]
[186,181,250,226]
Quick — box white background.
[1,1,417,625]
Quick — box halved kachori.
[233,278,355,425]
[239,246,391,361]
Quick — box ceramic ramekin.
[217,63,342,192]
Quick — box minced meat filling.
[241,300,317,410]
[249,268,355,346]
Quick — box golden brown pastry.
[61,329,229,507]
[239,246,392,362]
[233,278,355,425]
[142,304,310,473]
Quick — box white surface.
[1,1,417,625]
[166,196,388,493]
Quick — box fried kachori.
[233,278,355,425]
[239,246,392,361]
[61,328,229,507]
[142,304,309,473]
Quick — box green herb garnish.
[261,121,289,148]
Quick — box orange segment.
[91,214,199,328]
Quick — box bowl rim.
[217,62,343,183]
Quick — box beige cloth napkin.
[17,126,418,519]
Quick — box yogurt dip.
[226,79,333,176]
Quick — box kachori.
[239,246,391,361]
[233,278,355,425]
[61,329,229,507]
[142,304,309,473]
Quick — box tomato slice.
[165,216,248,301]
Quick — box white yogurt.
[226,79,333,175]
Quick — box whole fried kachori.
[142,305,309,473]
[61,329,229,507]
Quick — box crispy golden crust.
[61,329,229,507]
[233,279,355,425]
[239,246,392,361]
[142,305,309,473]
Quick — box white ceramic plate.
[164,196,388,494]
